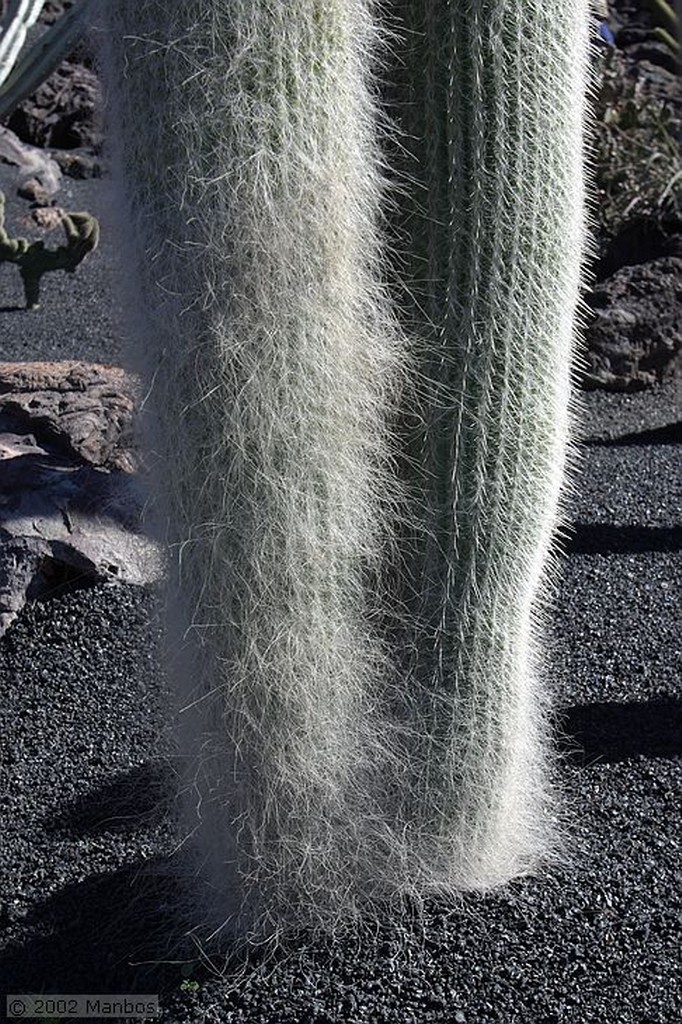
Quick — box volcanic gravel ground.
[0,163,126,365]
[0,172,680,1022]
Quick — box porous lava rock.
[4,60,102,152]
[583,256,682,390]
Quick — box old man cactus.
[97,0,591,947]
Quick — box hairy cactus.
[97,0,591,947]
[99,0,407,944]
[0,191,99,307]
[386,0,590,892]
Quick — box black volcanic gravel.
[0,172,680,1023]
[0,163,126,365]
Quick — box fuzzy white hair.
[96,0,591,951]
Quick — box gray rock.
[0,361,139,472]
[16,176,52,205]
[0,362,162,635]
[0,125,62,198]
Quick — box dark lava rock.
[583,256,682,390]
[597,223,682,280]
[38,0,97,70]
[619,40,681,76]
[4,60,102,152]
[38,0,76,25]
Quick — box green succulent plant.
[0,190,99,307]
[180,979,200,995]
[591,47,681,240]
[647,0,680,34]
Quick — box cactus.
[0,1,44,89]
[99,0,407,943]
[0,0,94,121]
[97,0,590,947]
[646,0,681,51]
[646,0,679,35]
[654,26,681,52]
[0,190,99,307]
[386,0,590,892]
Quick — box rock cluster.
[0,361,161,636]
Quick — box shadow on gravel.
[47,762,172,837]
[558,699,682,766]
[564,523,682,554]
[584,421,682,447]
[0,859,185,1000]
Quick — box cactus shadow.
[584,421,682,447]
[557,698,682,766]
[0,857,285,1005]
[563,523,682,555]
[47,762,173,837]
[0,859,185,1000]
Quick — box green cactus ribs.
[0,191,99,308]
